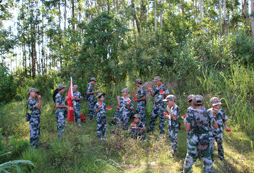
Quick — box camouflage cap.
[121,88,129,93]
[153,76,162,82]
[134,114,141,119]
[73,85,78,89]
[29,88,39,93]
[187,94,195,102]
[97,93,105,98]
[163,95,176,102]
[192,95,204,106]
[90,77,97,82]
[210,97,222,106]
[57,84,67,90]
[135,78,142,84]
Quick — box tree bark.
[155,0,157,29]
[200,0,203,25]
[219,0,222,34]
[251,0,254,37]
[223,0,227,34]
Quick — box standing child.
[94,93,110,140]
[208,97,230,161]
[163,95,179,155]
[72,85,83,126]
[184,94,195,145]
[117,88,134,130]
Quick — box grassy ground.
[0,96,254,173]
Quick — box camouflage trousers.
[130,129,145,140]
[88,99,96,120]
[148,103,166,134]
[136,101,146,125]
[74,104,81,123]
[183,134,214,173]
[113,109,120,120]
[29,114,40,148]
[55,109,65,139]
[168,126,179,154]
[117,111,130,130]
[210,133,224,160]
[97,121,107,139]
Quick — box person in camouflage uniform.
[28,88,42,148]
[134,79,147,125]
[117,88,134,130]
[129,114,146,140]
[72,85,83,126]
[94,93,108,139]
[208,97,229,161]
[147,76,169,134]
[163,95,179,155]
[184,95,195,145]
[183,95,218,173]
[87,77,100,120]
[54,84,68,140]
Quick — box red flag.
[67,78,74,121]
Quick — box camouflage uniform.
[73,91,83,123]
[207,108,228,160]
[136,86,146,125]
[94,102,107,139]
[168,105,179,154]
[28,97,41,148]
[87,83,96,120]
[183,109,216,173]
[55,93,66,139]
[129,122,146,140]
[147,84,169,134]
[117,97,134,130]
[113,108,120,121]
[186,106,193,145]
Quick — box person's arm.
[35,96,42,109]
[117,96,121,107]
[95,104,101,113]
[56,95,68,108]
[137,96,146,101]
[56,104,68,108]
[224,121,229,129]
[148,87,155,97]
[213,123,218,129]
[184,122,191,131]
[137,126,146,130]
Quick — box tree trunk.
[64,0,67,30]
[251,0,254,37]
[219,0,222,34]
[72,0,75,30]
[223,0,227,34]
[200,0,203,25]
[155,0,157,29]
[160,0,162,28]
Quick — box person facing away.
[147,76,169,134]
[183,95,218,173]
[207,97,229,161]
[117,88,134,130]
[94,93,109,140]
[163,95,179,155]
[53,84,68,140]
[28,88,42,148]
[134,78,147,125]
[87,77,100,120]
[72,85,83,126]
[129,114,146,140]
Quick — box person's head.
[192,95,204,109]
[121,88,129,97]
[135,79,142,87]
[57,84,67,93]
[153,76,162,86]
[210,97,222,110]
[163,95,176,106]
[73,85,78,93]
[187,94,195,105]
[90,77,97,85]
[134,114,141,124]
[97,93,105,102]
[28,88,39,98]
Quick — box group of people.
[27,76,230,173]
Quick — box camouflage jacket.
[207,108,228,136]
[153,84,169,104]
[119,97,134,113]
[168,105,179,128]
[28,97,40,115]
[185,108,216,138]
[137,86,146,105]
[55,93,65,111]
[73,91,83,106]
[87,83,95,101]
[94,102,106,121]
